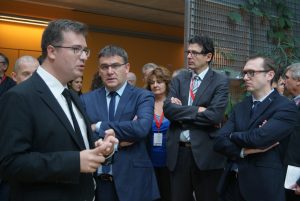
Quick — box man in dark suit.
[284,63,300,201]
[0,52,16,97]
[163,35,229,201]
[0,19,118,201]
[214,55,297,201]
[80,45,160,201]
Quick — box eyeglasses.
[184,50,206,57]
[240,70,270,78]
[99,63,127,71]
[52,45,90,57]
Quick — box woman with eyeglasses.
[146,66,171,201]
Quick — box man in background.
[81,45,159,201]
[127,71,137,86]
[142,62,157,84]
[0,53,16,97]
[284,63,300,201]
[163,35,229,201]
[214,56,297,201]
[12,55,39,84]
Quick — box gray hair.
[142,63,157,74]
[14,56,39,72]
[285,63,300,80]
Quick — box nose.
[80,52,88,61]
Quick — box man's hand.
[95,129,119,156]
[290,183,300,195]
[244,142,279,155]
[198,106,206,112]
[171,97,182,105]
[91,123,96,132]
[79,147,106,173]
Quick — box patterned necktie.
[189,75,201,105]
[251,101,260,118]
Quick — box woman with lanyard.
[146,66,171,201]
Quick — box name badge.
[153,132,163,146]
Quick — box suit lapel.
[96,88,109,121]
[181,71,192,106]
[114,83,132,120]
[248,90,277,126]
[32,73,86,150]
[193,68,212,105]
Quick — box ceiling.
[16,0,185,27]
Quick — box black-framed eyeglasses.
[184,50,206,57]
[52,45,90,57]
[99,63,127,71]
[240,70,270,78]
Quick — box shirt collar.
[36,66,66,96]
[192,67,209,80]
[252,88,274,102]
[105,81,127,97]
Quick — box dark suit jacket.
[0,72,95,201]
[163,68,229,171]
[214,90,297,201]
[80,83,160,201]
[285,104,300,186]
[0,76,16,97]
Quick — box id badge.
[153,132,163,146]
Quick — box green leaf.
[228,11,242,23]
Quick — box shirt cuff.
[240,148,246,158]
[95,121,102,133]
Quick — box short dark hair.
[41,19,88,58]
[98,45,128,64]
[247,55,276,72]
[0,52,9,67]
[188,35,215,64]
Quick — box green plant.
[228,0,300,69]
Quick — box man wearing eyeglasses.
[163,35,229,201]
[214,55,297,201]
[284,63,300,201]
[0,53,16,97]
[0,19,118,201]
[80,45,159,201]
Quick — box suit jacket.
[0,76,16,97]
[80,83,160,201]
[214,90,297,201]
[285,104,300,185]
[163,68,229,171]
[0,72,95,201]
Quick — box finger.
[105,129,115,137]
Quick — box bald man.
[12,55,39,84]
[127,71,137,86]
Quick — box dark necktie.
[251,101,260,118]
[109,91,117,121]
[62,89,83,138]
[102,91,117,174]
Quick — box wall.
[0,1,184,91]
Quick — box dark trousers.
[154,167,171,201]
[95,177,119,201]
[0,181,10,201]
[286,189,300,201]
[170,146,223,201]
[219,172,246,201]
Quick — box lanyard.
[189,79,196,101]
[0,75,6,84]
[154,112,164,131]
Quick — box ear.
[125,63,130,73]
[47,45,56,60]
[267,70,275,81]
[206,53,213,63]
[11,72,17,82]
